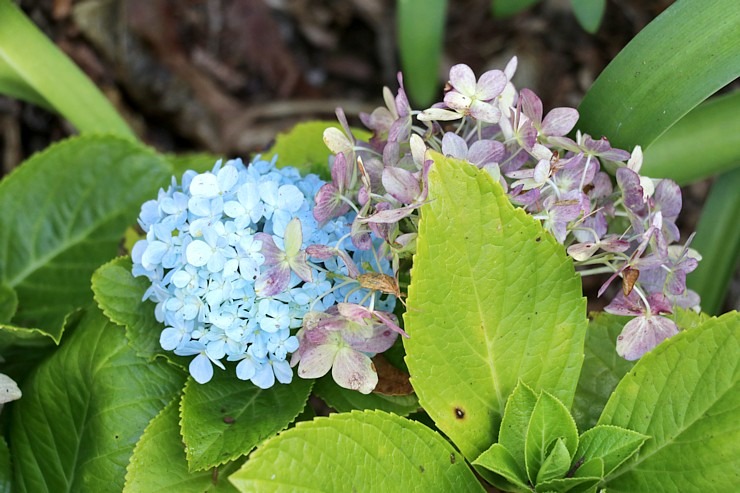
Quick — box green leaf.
[397,0,447,106]
[0,285,16,324]
[473,443,530,492]
[687,167,740,315]
[598,312,740,492]
[577,0,740,150]
[180,371,313,471]
[92,257,179,362]
[124,398,240,493]
[229,410,485,493]
[641,91,740,184]
[569,0,605,33]
[575,425,648,478]
[404,154,587,459]
[314,375,419,416]
[524,392,579,483]
[536,475,600,493]
[10,306,185,492]
[498,381,538,471]
[492,0,542,17]
[0,436,10,493]
[536,438,572,485]
[572,313,635,431]
[261,121,370,181]
[0,135,172,340]
[0,1,134,137]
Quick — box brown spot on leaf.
[450,453,456,464]
[454,407,465,419]
[223,416,235,424]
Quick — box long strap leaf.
[0,0,134,138]
[577,0,740,151]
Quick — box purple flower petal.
[475,69,507,100]
[469,100,501,123]
[468,140,505,167]
[313,183,349,224]
[448,64,477,95]
[441,132,468,159]
[332,347,377,394]
[297,344,338,379]
[541,108,579,136]
[616,315,678,361]
[382,166,421,203]
[254,264,291,297]
[519,88,543,124]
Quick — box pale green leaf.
[261,121,370,180]
[577,0,740,150]
[575,425,648,478]
[572,313,635,431]
[124,398,240,493]
[599,312,740,492]
[404,154,587,459]
[525,392,579,483]
[498,381,538,471]
[10,306,185,493]
[229,410,485,493]
[0,1,134,137]
[472,443,529,492]
[398,0,447,106]
[0,135,172,340]
[536,438,571,485]
[167,152,224,175]
[314,375,419,416]
[687,167,740,315]
[570,0,605,33]
[180,371,312,471]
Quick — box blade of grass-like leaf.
[687,167,740,315]
[577,0,740,151]
[0,56,51,110]
[491,0,541,17]
[397,0,447,107]
[642,91,740,185]
[570,0,605,33]
[0,0,134,138]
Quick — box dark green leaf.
[577,0,740,150]
[0,436,9,493]
[180,371,312,471]
[10,306,185,492]
[0,285,16,324]
[492,0,542,17]
[572,313,635,431]
[0,135,172,340]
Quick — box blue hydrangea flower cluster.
[132,157,394,387]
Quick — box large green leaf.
[229,410,485,493]
[124,398,240,493]
[313,375,419,416]
[0,285,16,324]
[0,1,134,137]
[572,313,635,431]
[577,0,740,150]
[10,306,185,492]
[92,257,176,362]
[397,0,447,106]
[0,135,171,340]
[599,312,740,492]
[575,426,648,478]
[404,155,587,459]
[641,91,740,185]
[179,371,312,471]
[687,167,740,315]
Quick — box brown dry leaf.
[371,354,413,396]
[622,268,640,296]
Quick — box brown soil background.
[1,0,737,310]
